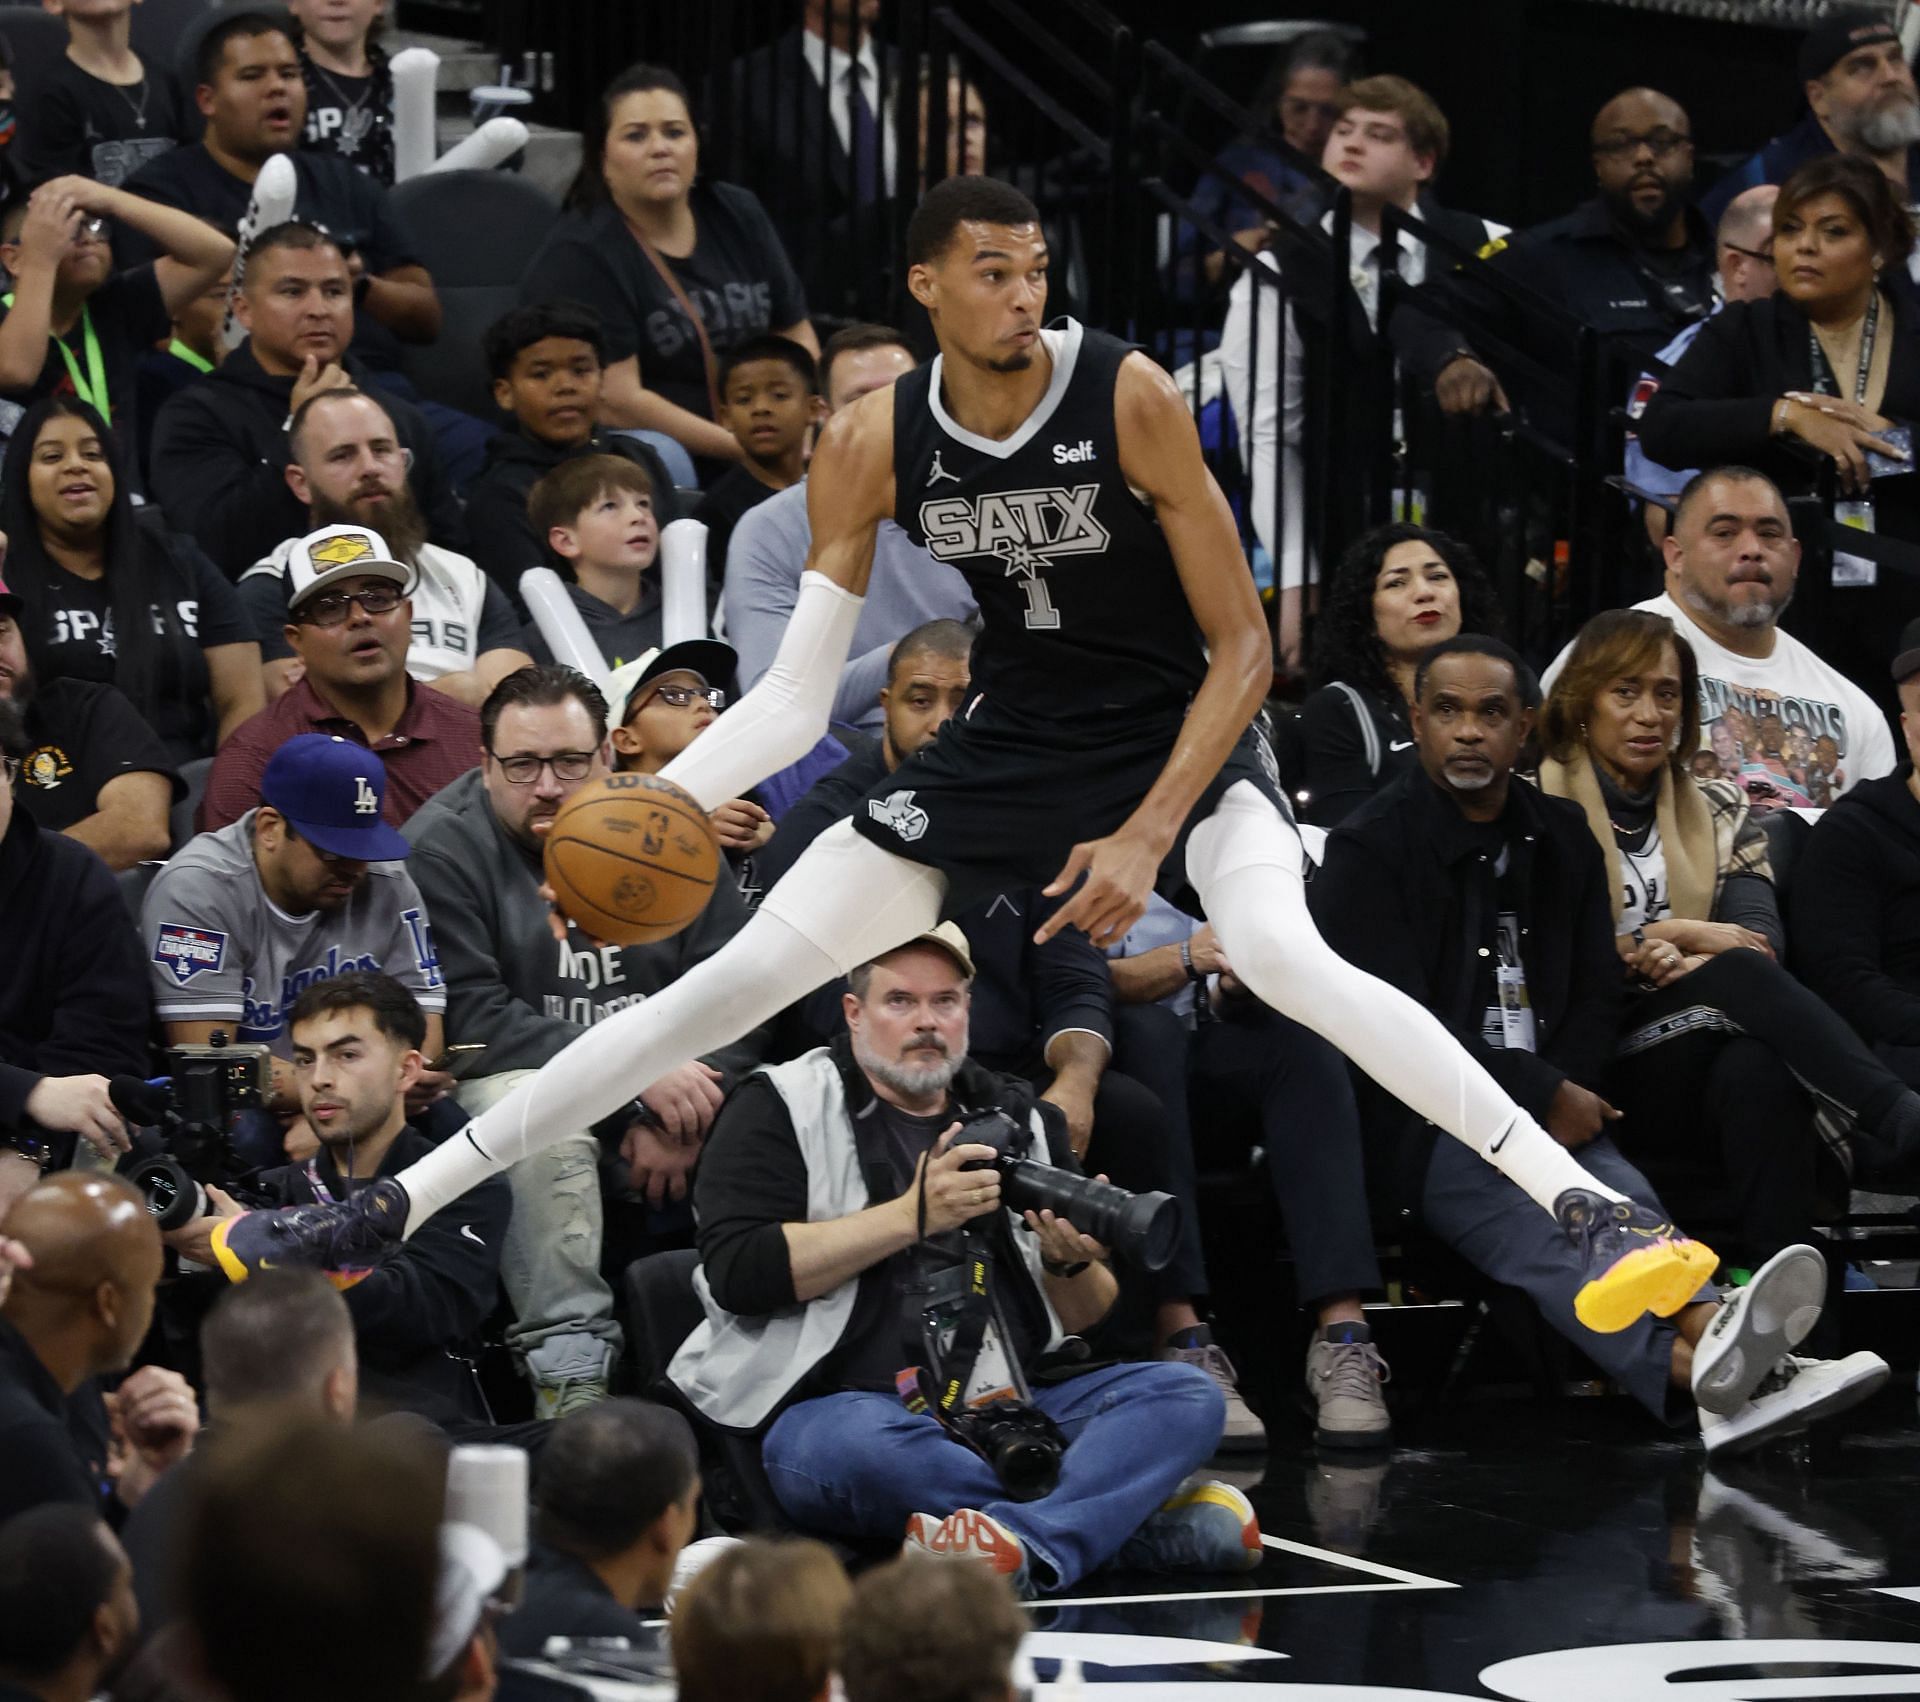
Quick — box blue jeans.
[761,1361,1224,1591]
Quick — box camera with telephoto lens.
[955,1109,1182,1271]
[942,1398,1067,1501]
[113,1034,274,1231]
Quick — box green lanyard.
[167,337,213,375]
[1,293,109,420]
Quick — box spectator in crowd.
[405,666,763,1415]
[146,734,448,1155]
[672,1538,851,1702]
[0,577,176,871]
[0,695,147,1214]
[520,63,817,474]
[1539,609,1920,1253]
[693,335,821,586]
[1624,184,1782,531]
[0,398,261,762]
[0,1505,140,1702]
[0,1171,199,1522]
[167,974,509,1431]
[122,12,439,356]
[467,302,679,606]
[150,220,463,574]
[840,1550,1025,1702]
[727,0,897,322]
[241,390,531,706]
[724,322,973,736]
[1541,467,1896,808]
[0,175,236,468]
[1220,76,1508,660]
[425,1522,509,1702]
[672,928,1259,1593]
[1702,10,1920,225]
[199,527,485,832]
[1794,620,1920,1088]
[179,1417,443,1702]
[1310,637,1890,1454]
[290,0,396,185]
[524,454,666,670]
[498,1398,700,1658]
[915,62,990,193]
[1290,521,1504,828]
[136,244,234,450]
[9,0,190,187]
[1178,29,1355,293]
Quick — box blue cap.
[259,734,412,861]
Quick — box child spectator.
[11,0,190,189]
[524,453,665,671]
[289,0,395,185]
[693,333,820,589]
[465,302,678,606]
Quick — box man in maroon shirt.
[200,525,481,831]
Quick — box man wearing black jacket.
[147,222,462,576]
[168,973,508,1432]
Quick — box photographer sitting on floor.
[669,926,1255,1597]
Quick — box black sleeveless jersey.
[891,319,1208,726]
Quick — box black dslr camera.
[955,1109,1181,1271]
[939,1398,1068,1501]
[114,1033,274,1231]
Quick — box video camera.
[111,1032,275,1230]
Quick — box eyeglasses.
[490,751,597,785]
[296,586,403,627]
[1722,241,1776,266]
[1592,128,1691,161]
[641,683,727,712]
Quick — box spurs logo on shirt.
[917,485,1111,630]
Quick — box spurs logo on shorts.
[868,789,931,843]
[918,485,1111,630]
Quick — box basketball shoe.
[1114,1480,1263,1575]
[1557,1189,1719,1333]
[209,1177,410,1287]
[903,1508,1031,1597]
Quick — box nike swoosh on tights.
[1389,740,1414,751]
[459,1224,484,1245]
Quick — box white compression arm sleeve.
[657,570,865,809]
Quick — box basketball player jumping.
[217,178,1715,1332]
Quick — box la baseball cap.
[1800,10,1900,83]
[1893,616,1920,685]
[608,639,739,727]
[284,523,417,612]
[260,733,411,860]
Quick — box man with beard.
[1542,466,1896,809]
[240,390,531,708]
[1703,11,1920,228]
[670,926,1259,1596]
[199,525,483,832]
[404,665,762,1417]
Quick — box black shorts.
[849,696,1292,917]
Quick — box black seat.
[171,756,214,851]
[1758,806,1812,937]
[117,860,163,924]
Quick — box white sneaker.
[1691,1243,1827,1417]
[1700,1352,1890,1457]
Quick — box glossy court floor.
[1024,1381,1920,1700]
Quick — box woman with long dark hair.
[0,396,260,760]
[519,63,818,473]
[1291,520,1502,826]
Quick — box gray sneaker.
[1159,1329,1267,1452]
[533,1376,609,1420]
[1305,1330,1392,1450]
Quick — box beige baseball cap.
[897,921,975,979]
[284,522,417,611]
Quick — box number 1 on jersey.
[1016,571,1061,630]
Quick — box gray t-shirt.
[141,811,447,1055]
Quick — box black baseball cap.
[1800,10,1901,83]
[1893,616,1920,685]
[610,640,738,726]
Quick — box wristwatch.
[0,1128,55,1172]
[1043,1255,1091,1279]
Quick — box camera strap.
[898,1234,1028,1417]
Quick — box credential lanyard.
[1809,290,1880,405]
[1,293,109,420]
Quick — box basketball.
[542,774,722,946]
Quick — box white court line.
[1258,1532,1458,1590]
[1037,1533,1456,1610]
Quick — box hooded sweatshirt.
[401,768,765,1085]
[147,342,465,576]
[1790,767,1920,1053]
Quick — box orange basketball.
[542,774,722,946]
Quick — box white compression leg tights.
[392,821,947,1234]
[1186,783,1627,1216]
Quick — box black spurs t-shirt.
[518,181,808,421]
[299,52,397,185]
[16,677,179,834]
[12,56,188,188]
[0,267,171,455]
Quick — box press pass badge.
[1834,499,1878,588]
[1496,965,1537,1052]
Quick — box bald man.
[0,1172,199,1524]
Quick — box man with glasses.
[199,523,483,832]
[404,664,763,1416]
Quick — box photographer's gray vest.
[668,1047,1064,1431]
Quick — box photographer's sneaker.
[1692,1243,1827,1416]
[1305,1323,1392,1449]
[1114,1480,1262,1576]
[1701,1351,1890,1457]
[1557,1188,1719,1333]
[210,1177,409,1287]
[904,1508,1030,1597]
[1158,1326,1266,1452]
